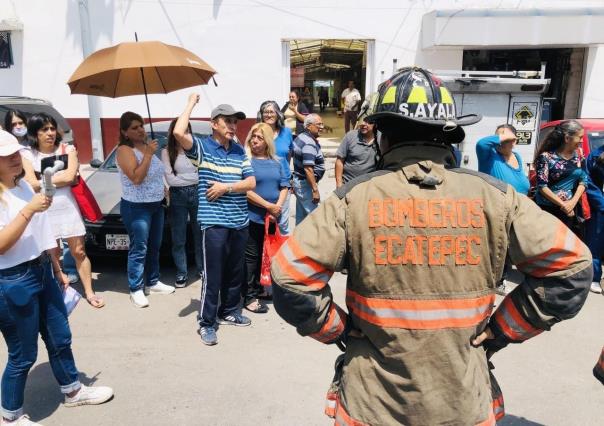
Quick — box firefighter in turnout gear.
[271,67,592,425]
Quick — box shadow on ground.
[24,363,104,422]
[178,298,200,317]
[498,414,546,425]
[72,255,185,297]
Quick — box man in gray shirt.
[335,118,378,188]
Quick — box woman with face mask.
[3,110,29,146]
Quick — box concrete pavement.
[6,161,604,425]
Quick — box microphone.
[41,160,64,197]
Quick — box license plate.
[106,234,130,250]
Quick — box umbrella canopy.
[67,41,216,98]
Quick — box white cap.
[0,130,23,157]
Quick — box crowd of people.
[476,119,604,296]
[0,80,603,424]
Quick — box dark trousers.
[198,225,248,327]
[585,211,604,282]
[344,110,359,133]
[540,203,584,239]
[169,185,202,281]
[243,221,269,305]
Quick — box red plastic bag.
[259,215,288,286]
[71,176,103,222]
[579,191,591,221]
[61,144,103,222]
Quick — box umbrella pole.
[135,32,154,140]
[140,68,155,140]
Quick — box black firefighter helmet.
[366,67,481,144]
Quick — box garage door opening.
[288,39,368,140]
[463,48,586,122]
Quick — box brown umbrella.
[68,40,216,97]
[67,38,216,136]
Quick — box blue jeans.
[169,185,202,281]
[278,191,291,235]
[198,226,248,327]
[120,199,164,292]
[0,255,80,421]
[292,176,318,225]
[586,211,604,282]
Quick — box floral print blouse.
[535,151,588,207]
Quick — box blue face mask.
[12,127,27,138]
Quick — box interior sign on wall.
[290,66,305,88]
[511,101,538,145]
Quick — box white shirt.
[161,149,198,187]
[341,88,362,112]
[118,148,165,203]
[20,144,86,239]
[0,181,57,269]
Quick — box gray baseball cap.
[210,104,246,120]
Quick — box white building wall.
[580,45,604,117]
[1,0,603,120]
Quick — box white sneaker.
[130,290,149,308]
[64,384,113,407]
[2,415,43,425]
[145,281,175,295]
[590,282,602,294]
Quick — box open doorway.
[462,48,586,122]
[288,39,368,141]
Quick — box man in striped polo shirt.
[292,113,325,224]
[174,93,256,346]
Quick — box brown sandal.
[86,294,105,309]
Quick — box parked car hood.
[85,170,122,216]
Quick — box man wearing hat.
[174,94,256,346]
[270,68,592,424]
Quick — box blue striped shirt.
[185,135,254,229]
[292,131,325,181]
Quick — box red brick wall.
[66,117,257,163]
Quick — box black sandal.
[245,299,269,313]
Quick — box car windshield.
[588,131,604,153]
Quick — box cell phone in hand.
[41,154,69,172]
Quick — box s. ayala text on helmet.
[398,102,456,120]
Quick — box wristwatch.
[227,184,233,193]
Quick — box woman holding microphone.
[116,112,174,308]
[0,130,112,425]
